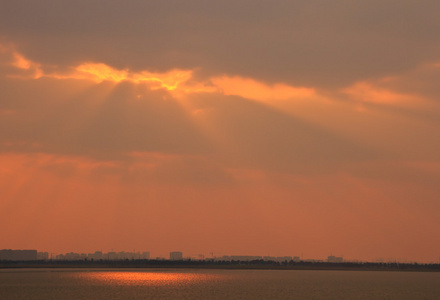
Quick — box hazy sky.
[1,1,439,262]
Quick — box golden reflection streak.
[77,271,218,286]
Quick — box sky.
[0,0,439,262]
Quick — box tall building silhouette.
[0,249,37,261]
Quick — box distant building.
[37,252,49,260]
[230,256,262,261]
[88,251,103,260]
[303,259,324,263]
[263,256,276,261]
[62,252,87,260]
[0,249,37,261]
[107,252,118,260]
[170,251,183,260]
[83,251,150,261]
[216,256,262,262]
[327,255,343,263]
[55,254,65,260]
[276,256,292,263]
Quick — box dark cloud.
[1,1,440,87]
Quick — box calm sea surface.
[0,268,439,299]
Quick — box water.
[0,268,439,299]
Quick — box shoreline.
[1,261,439,272]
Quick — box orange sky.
[1,1,440,263]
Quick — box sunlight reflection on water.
[74,270,220,286]
[2,269,440,299]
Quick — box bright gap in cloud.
[2,45,318,100]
